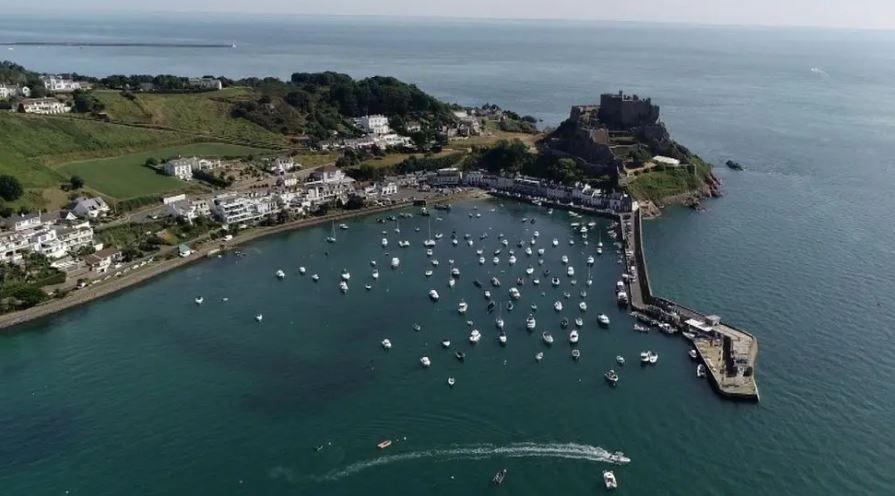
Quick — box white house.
[84,247,122,273]
[427,167,463,187]
[163,158,194,181]
[374,133,412,149]
[652,155,681,167]
[0,231,30,263]
[69,196,111,219]
[355,115,391,135]
[168,199,211,224]
[187,77,223,90]
[211,193,279,225]
[53,221,94,253]
[265,156,297,174]
[40,75,82,92]
[11,212,44,232]
[19,98,70,114]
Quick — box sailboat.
[325,220,337,243]
[423,218,436,247]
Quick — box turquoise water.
[2,14,895,494]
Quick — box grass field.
[92,88,288,148]
[625,159,713,202]
[57,143,268,199]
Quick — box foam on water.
[319,442,628,481]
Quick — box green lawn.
[625,158,713,202]
[57,143,269,199]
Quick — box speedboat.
[554,301,563,312]
[566,266,575,277]
[311,274,320,282]
[458,301,468,314]
[491,276,501,287]
[571,349,581,360]
[495,317,505,330]
[578,301,587,312]
[697,364,706,377]
[498,332,507,346]
[339,223,348,230]
[447,377,456,387]
[425,270,434,278]
[341,270,351,281]
[604,369,619,386]
[391,257,400,268]
[574,317,583,327]
[442,339,451,348]
[429,289,440,301]
[194,296,204,305]
[372,269,379,280]
[275,269,286,279]
[649,351,659,364]
[526,315,536,330]
[381,339,392,349]
[508,287,521,300]
[339,281,349,293]
[561,255,569,264]
[484,290,492,300]
[640,351,651,363]
[535,351,544,362]
[298,266,307,275]
[377,439,392,449]
[469,329,482,344]
[542,332,554,345]
[569,330,579,344]
[455,351,466,361]
[598,314,610,327]
[255,314,263,322]
[420,356,431,368]
[603,470,618,489]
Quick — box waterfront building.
[84,247,122,273]
[427,167,463,187]
[211,192,279,226]
[18,97,70,114]
[168,199,211,225]
[68,196,111,219]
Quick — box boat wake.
[319,442,629,481]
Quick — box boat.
[412,323,422,332]
[275,269,285,279]
[381,237,388,248]
[456,301,468,314]
[633,323,649,333]
[452,238,458,246]
[508,255,517,265]
[508,287,521,300]
[569,239,575,246]
[563,291,571,300]
[425,270,434,278]
[390,257,400,268]
[525,266,534,275]
[526,315,537,330]
[255,314,263,322]
[533,278,540,286]
[381,338,392,349]
[607,451,630,464]
[377,440,392,450]
[726,159,745,171]
[649,351,659,364]
[574,317,583,327]
[554,301,563,312]
[552,238,559,247]
[341,270,351,281]
[325,221,337,243]
[561,255,569,265]
[372,269,379,280]
[569,330,579,344]
[640,351,651,363]
[420,356,431,368]
[492,256,500,265]
[491,276,501,287]
[469,329,482,344]
[535,352,544,362]
[298,266,307,275]
[551,277,561,287]
[194,296,204,305]
[524,247,533,256]
[339,281,349,293]
[311,274,320,282]
[697,364,707,378]
[537,247,545,256]
[431,259,440,267]
[566,266,575,277]
[451,267,460,277]
[428,289,440,301]
[498,331,507,346]
[604,369,619,386]
[478,257,486,265]
[448,278,456,288]
[364,283,372,291]
[598,314,610,327]
[447,377,456,387]
[487,301,496,312]
[616,355,625,365]
[455,351,466,361]
[542,332,554,345]
[560,317,569,329]
[616,291,629,306]
[603,470,618,489]
[495,317,505,330]
[571,348,581,360]
[484,290,492,300]
[578,301,587,312]
[689,349,698,360]
[530,303,538,311]
[598,231,604,249]
[506,301,514,311]
[492,468,507,486]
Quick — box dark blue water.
[1,14,894,495]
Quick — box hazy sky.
[12,0,895,30]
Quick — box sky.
[6,0,895,30]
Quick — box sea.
[1,13,894,495]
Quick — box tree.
[0,175,23,201]
[70,175,85,189]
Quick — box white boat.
[420,356,431,368]
[381,338,392,349]
[311,274,320,282]
[451,267,460,277]
[524,266,535,276]
[697,364,706,377]
[478,256,486,265]
[339,281,349,293]
[552,238,559,247]
[391,257,400,268]
[537,248,545,256]
[554,301,563,312]
[458,301,468,314]
[495,317,505,330]
[447,377,456,387]
[569,330,579,344]
[566,266,575,277]
[431,259,440,267]
[571,348,581,360]
[689,349,698,359]
[649,351,659,364]
[484,290,492,300]
[275,269,285,279]
[598,314,610,326]
[339,223,348,230]
[448,278,456,288]
[586,255,595,266]
[341,270,351,281]
[476,248,484,256]
[524,247,533,256]
[551,277,561,287]
[194,296,204,305]
[492,256,500,265]
[429,289,440,301]
[561,255,569,264]
[569,239,575,246]
[425,269,434,278]
[325,221,337,243]
[381,237,388,248]
[603,470,618,490]
[640,351,651,363]
[442,339,451,348]
[535,351,544,362]
[542,332,554,345]
[298,266,306,275]
[501,239,509,247]
[533,230,540,238]
[452,239,458,246]
[491,276,501,287]
[508,287,521,300]
[578,301,587,312]
[526,315,536,330]
[467,239,474,246]
[469,329,482,344]
[616,291,629,305]
[533,278,540,286]
[364,283,372,291]
[498,332,508,345]
[597,247,603,255]
[574,317,583,327]
[255,314,263,322]
[616,355,625,365]
[508,255,517,265]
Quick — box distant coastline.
[1,41,236,48]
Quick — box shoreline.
[0,189,485,332]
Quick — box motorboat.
[551,277,561,287]
[525,266,534,275]
[298,266,307,275]
[697,364,707,378]
[508,287,521,300]
[457,301,468,314]
[455,351,466,361]
[506,301,514,311]
[604,369,619,386]
[478,256,486,265]
[542,332,554,345]
[492,256,500,265]
[381,237,388,248]
[508,255,517,265]
[561,255,569,265]
[311,274,320,282]
[495,317,505,330]
[429,289,440,301]
[603,470,618,490]
[339,281,349,293]
[255,314,263,322]
[526,315,537,330]
[640,351,651,363]
[442,339,451,348]
[533,278,540,286]
[566,266,575,277]
[524,247,533,256]
[563,291,572,300]
[194,296,204,305]
[579,301,587,312]
[448,278,456,289]
[552,238,559,247]
[530,303,538,312]
[381,338,392,349]
[452,238,458,246]
[616,355,625,365]
[574,317,583,327]
[364,283,372,291]
[431,259,440,267]
[469,329,482,344]
[498,332,507,346]
[372,269,379,279]
[598,314,610,327]
[420,356,431,368]
[571,349,581,360]
[649,351,659,364]
[425,270,434,278]
[487,301,496,312]
[275,269,286,279]
[491,276,501,287]
[689,349,698,360]
[537,248,545,256]
[377,440,392,449]
[569,330,579,344]
[554,301,563,312]
[484,290,492,300]
[391,257,400,268]
[447,377,456,387]
[535,352,544,362]
[451,267,460,277]
[412,323,422,332]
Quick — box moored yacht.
[339,281,349,293]
[275,269,286,279]
[571,348,581,360]
[604,369,619,386]
[616,355,625,365]
[598,314,610,326]
[526,314,537,330]
[508,287,521,300]
[578,301,587,312]
[428,289,440,301]
[420,356,431,368]
[552,238,559,247]
[561,255,569,264]
[299,266,306,275]
[391,257,401,268]
[535,351,544,362]
[498,331,507,346]
[569,330,579,344]
[469,329,482,344]
[381,338,392,349]
[194,296,204,305]
[554,301,563,312]
[542,332,554,345]
[442,339,451,348]
[640,351,651,363]
[566,266,575,277]
[697,364,706,377]
[458,301,468,314]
